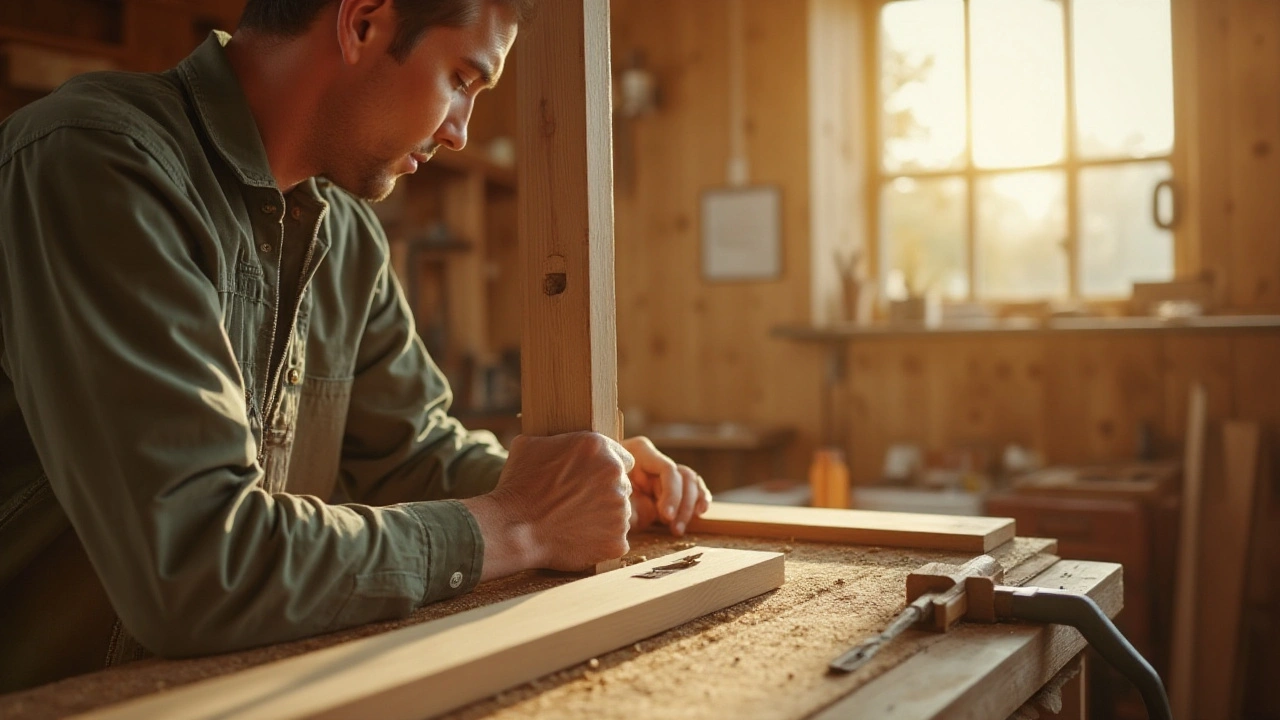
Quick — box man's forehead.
[460,10,516,88]
[465,17,514,85]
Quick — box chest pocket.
[219,252,271,462]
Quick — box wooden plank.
[516,0,620,438]
[517,0,619,572]
[685,502,1015,553]
[1232,333,1280,717]
[75,547,784,720]
[1170,382,1207,719]
[811,559,1123,720]
[1194,421,1260,720]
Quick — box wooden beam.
[516,0,619,574]
[77,547,785,720]
[812,559,1123,720]
[686,503,1016,553]
[517,0,619,439]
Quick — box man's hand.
[462,432,634,579]
[620,436,712,536]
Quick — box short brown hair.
[238,0,535,61]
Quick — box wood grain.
[517,0,620,439]
[1225,0,1280,311]
[610,0,823,484]
[812,559,1123,720]
[74,547,785,720]
[1170,382,1207,720]
[686,502,1015,553]
[1194,421,1260,720]
[516,0,619,573]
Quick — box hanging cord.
[726,0,749,187]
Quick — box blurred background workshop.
[1,0,1277,718]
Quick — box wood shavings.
[0,537,1057,720]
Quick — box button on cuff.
[407,499,485,604]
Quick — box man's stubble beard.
[309,107,401,203]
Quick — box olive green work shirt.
[0,32,507,692]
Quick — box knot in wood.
[543,272,567,296]
[539,98,556,137]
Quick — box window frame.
[865,0,1184,305]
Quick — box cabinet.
[986,467,1182,720]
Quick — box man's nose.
[436,103,472,151]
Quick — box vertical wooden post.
[517,0,619,439]
[444,171,489,390]
[517,2,621,571]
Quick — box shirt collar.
[178,31,278,190]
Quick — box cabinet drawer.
[986,494,1151,583]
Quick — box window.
[875,0,1177,302]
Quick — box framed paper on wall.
[700,185,782,281]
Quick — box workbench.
[0,532,1119,720]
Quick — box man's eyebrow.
[464,57,500,89]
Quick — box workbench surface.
[0,534,1119,720]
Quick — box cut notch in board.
[686,503,1016,553]
[77,547,785,720]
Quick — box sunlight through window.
[877,0,1176,303]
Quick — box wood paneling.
[845,330,1279,485]
[611,0,824,480]
[1180,0,1280,312]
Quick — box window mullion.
[1063,0,1081,299]
[963,0,977,301]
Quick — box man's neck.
[223,30,332,193]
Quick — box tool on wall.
[830,555,1172,720]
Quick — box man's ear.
[335,0,395,65]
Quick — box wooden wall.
[610,0,826,477]
[844,330,1279,484]
[1176,0,1280,313]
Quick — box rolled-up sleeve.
[0,126,481,657]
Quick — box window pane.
[880,0,967,173]
[881,176,969,300]
[976,171,1068,299]
[1073,0,1175,159]
[1079,161,1175,297]
[970,0,1067,169]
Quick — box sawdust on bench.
[0,535,1055,720]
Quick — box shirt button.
[259,242,272,253]
[449,571,463,589]
[290,206,303,220]
[262,203,278,215]
[287,368,302,385]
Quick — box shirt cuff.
[407,499,485,604]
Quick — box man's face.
[319,2,517,201]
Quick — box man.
[0,0,711,692]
